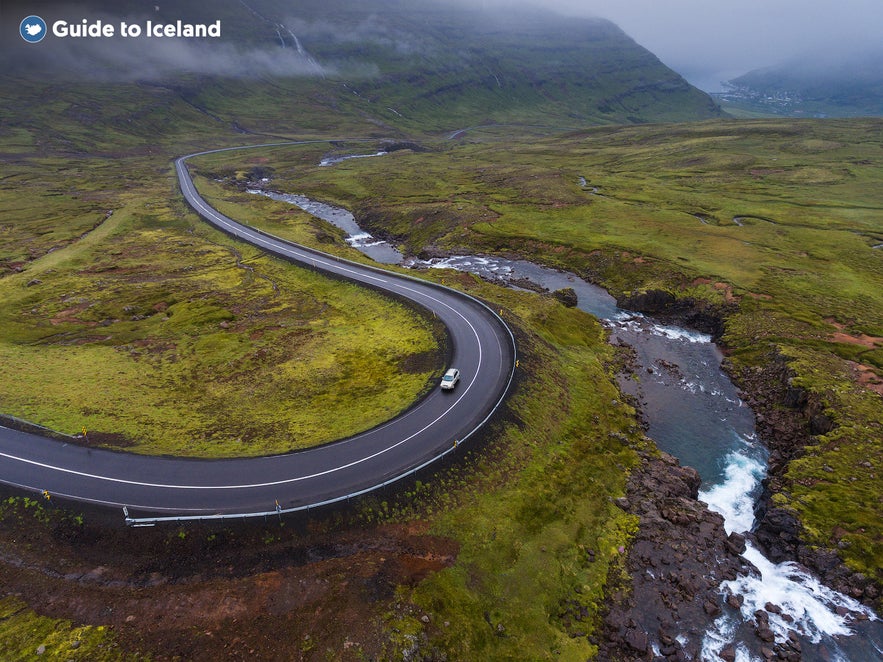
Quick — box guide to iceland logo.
[20,15,47,43]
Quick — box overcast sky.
[541,0,883,91]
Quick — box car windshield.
[443,374,454,381]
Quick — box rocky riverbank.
[598,449,752,660]
[727,352,881,609]
[598,289,881,659]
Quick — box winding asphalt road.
[0,144,516,525]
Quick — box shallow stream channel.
[248,155,882,661]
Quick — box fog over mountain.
[0,0,723,135]
[7,0,881,92]
[485,0,883,92]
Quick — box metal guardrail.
[123,144,517,526]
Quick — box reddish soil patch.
[50,303,95,326]
[690,278,739,303]
[824,317,883,349]
[826,320,883,394]
[712,281,737,303]
[0,505,457,661]
[849,361,883,396]
[832,332,882,350]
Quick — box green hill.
[1,0,722,143]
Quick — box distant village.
[712,82,814,116]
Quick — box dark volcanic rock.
[616,288,735,339]
[551,287,578,307]
[728,349,882,606]
[598,450,753,660]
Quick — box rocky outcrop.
[598,450,753,660]
[552,287,578,308]
[617,289,735,339]
[613,289,880,611]
[730,351,881,607]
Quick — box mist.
[13,38,335,82]
[539,0,883,91]
[5,0,882,90]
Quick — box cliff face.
[617,290,880,600]
[729,352,881,608]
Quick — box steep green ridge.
[2,0,722,133]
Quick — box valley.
[0,0,881,659]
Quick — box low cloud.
[8,32,332,81]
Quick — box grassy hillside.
[219,119,882,579]
[2,0,722,133]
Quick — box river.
[248,171,882,661]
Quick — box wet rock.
[756,625,776,643]
[754,507,801,563]
[764,602,782,615]
[598,451,751,660]
[718,645,736,662]
[624,628,649,653]
[725,532,746,555]
[615,289,733,338]
[551,287,578,307]
[703,600,721,617]
[618,289,677,314]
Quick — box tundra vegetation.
[0,155,442,456]
[0,69,880,658]
[196,118,883,584]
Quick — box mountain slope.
[1,0,722,142]
[719,49,883,118]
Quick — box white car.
[440,368,460,390]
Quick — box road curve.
[0,143,516,525]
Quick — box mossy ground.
[399,279,641,660]
[0,278,640,661]
[0,155,441,457]
[214,119,882,584]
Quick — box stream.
[249,169,882,661]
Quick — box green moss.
[368,280,641,659]
[0,596,130,661]
[217,118,883,592]
[0,158,441,457]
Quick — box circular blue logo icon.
[20,15,47,43]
